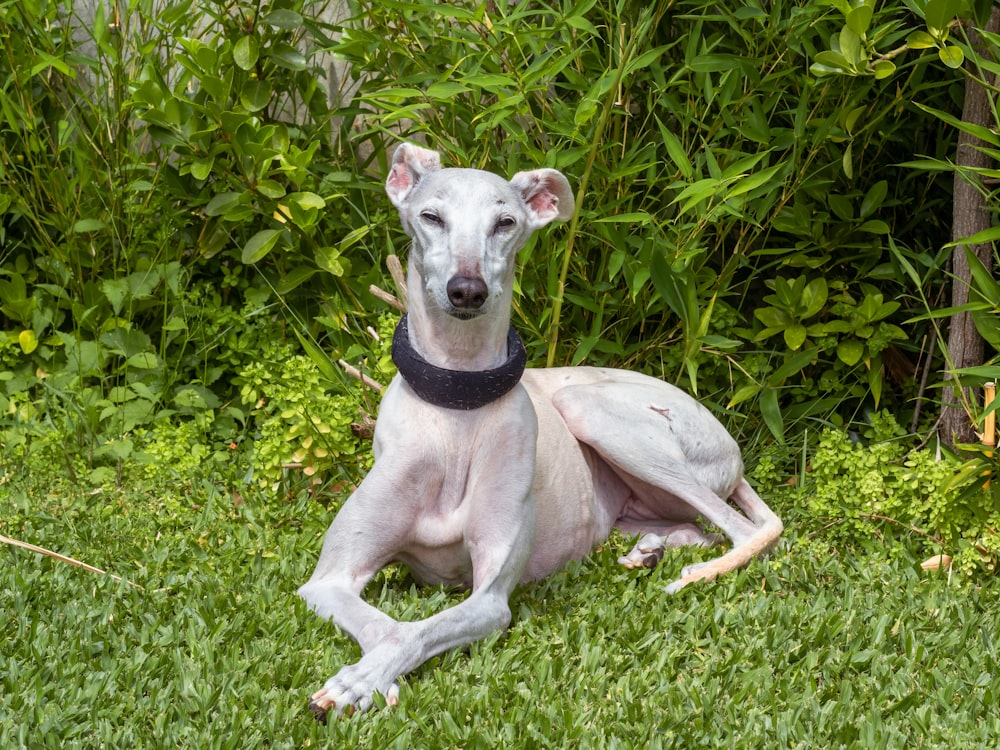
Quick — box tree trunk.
[940,7,1000,446]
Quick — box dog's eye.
[495,216,516,231]
[420,211,444,227]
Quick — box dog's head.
[385,143,574,320]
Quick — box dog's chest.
[394,457,476,587]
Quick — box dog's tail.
[664,479,783,594]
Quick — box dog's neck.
[405,267,513,372]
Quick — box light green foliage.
[238,348,362,489]
[804,412,1000,574]
[132,419,214,482]
[235,313,396,489]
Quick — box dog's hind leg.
[551,378,782,593]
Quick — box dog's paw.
[309,678,400,722]
[663,561,718,595]
[617,532,667,570]
[308,644,406,721]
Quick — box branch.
[0,534,144,590]
[338,359,384,393]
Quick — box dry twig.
[0,533,144,590]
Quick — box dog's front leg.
[305,506,534,718]
[302,418,538,718]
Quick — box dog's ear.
[386,143,442,210]
[509,169,575,229]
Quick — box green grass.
[2,474,999,749]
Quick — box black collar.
[390,314,527,410]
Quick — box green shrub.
[329,0,959,440]
[802,412,1000,574]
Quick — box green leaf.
[285,191,325,228]
[72,218,106,233]
[872,60,896,79]
[18,330,38,354]
[270,42,306,71]
[205,192,242,217]
[125,352,159,369]
[234,36,259,71]
[592,212,653,224]
[425,81,470,99]
[858,220,890,234]
[262,9,303,28]
[315,247,344,276]
[256,179,286,199]
[759,387,785,443]
[965,246,1000,305]
[656,117,694,179]
[650,253,697,331]
[860,181,888,219]
[837,339,864,366]
[727,382,761,409]
[754,307,792,329]
[914,102,1000,145]
[769,347,819,384]
[801,277,828,318]
[241,80,272,112]
[947,226,1000,248]
[102,278,127,315]
[846,6,873,37]
[293,329,340,383]
[564,13,600,36]
[625,45,671,75]
[275,266,318,295]
[938,45,964,68]
[839,26,863,66]
[906,30,937,49]
[241,229,283,264]
[784,324,807,350]
[287,191,325,211]
[174,385,221,410]
[925,0,960,35]
[190,155,214,181]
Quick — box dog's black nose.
[447,275,488,310]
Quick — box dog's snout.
[447,275,489,311]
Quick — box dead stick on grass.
[0,534,144,590]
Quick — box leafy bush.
[329,0,960,440]
[770,412,1000,574]
[0,0,386,485]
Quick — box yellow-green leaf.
[18,330,38,354]
[938,45,964,69]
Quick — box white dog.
[299,143,782,719]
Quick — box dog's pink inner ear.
[512,169,574,226]
[386,144,443,208]
[526,188,559,219]
[387,163,413,194]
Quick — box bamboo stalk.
[983,382,996,447]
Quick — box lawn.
[2,474,998,749]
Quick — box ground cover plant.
[3,473,1000,748]
[2,0,1000,745]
